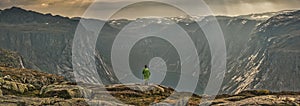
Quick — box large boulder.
[104,84,174,95]
[0,77,36,95]
[0,89,2,96]
[40,82,83,99]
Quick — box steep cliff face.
[0,7,78,80]
[223,10,300,94]
[94,16,259,94]
[0,7,259,87]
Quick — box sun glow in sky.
[1,0,300,19]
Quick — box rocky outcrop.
[2,83,300,106]
[40,82,83,99]
[0,66,299,106]
[39,83,179,105]
[210,90,300,106]
[0,67,65,96]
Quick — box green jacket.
[142,68,151,80]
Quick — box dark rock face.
[0,7,112,83]
[0,7,73,24]
[0,7,80,82]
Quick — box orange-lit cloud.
[1,0,300,19]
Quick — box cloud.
[204,0,300,15]
[0,0,93,17]
[0,0,300,19]
[110,1,187,19]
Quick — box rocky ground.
[0,67,299,106]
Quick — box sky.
[1,0,300,19]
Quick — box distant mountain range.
[237,10,295,20]
[0,7,299,95]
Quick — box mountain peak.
[10,6,23,10]
[0,7,42,24]
[0,6,75,24]
[4,6,28,13]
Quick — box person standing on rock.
[142,65,151,85]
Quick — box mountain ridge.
[1,6,296,22]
